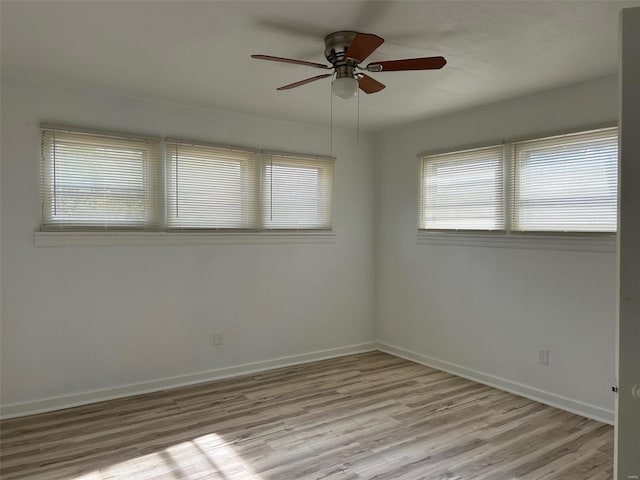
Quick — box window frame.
[417,125,618,242]
[164,139,261,231]
[418,144,506,233]
[40,125,163,231]
[38,125,336,244]
[509,128,618,234]
[261,151,335,231]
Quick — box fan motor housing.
[324,31,359,73]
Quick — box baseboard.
[0,342,377,419]
[377,342,615,425]
[2,342,614,425]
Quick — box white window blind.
[262,153,334,230]
[511,128,618,233]
[420,145,505,231]
[166,141,259,229]
[41,126,335,234]
[41,128,160,229]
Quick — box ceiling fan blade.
[345,33,384,63]
[251,55,330,69]
[358,74,385,94]
[277,73,333,91]
[367,56,447,72]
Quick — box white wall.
[0,81,376,414]
[0,75,622,424]
[616,7,640,477]
[375,76,618,422]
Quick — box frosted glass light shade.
[332,77,358,99]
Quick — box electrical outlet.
[213,333,223,346]
[538,349,549,366]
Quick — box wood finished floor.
[0,352,613,480]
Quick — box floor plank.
[0,352,613,480]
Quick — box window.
[262,153,334,230]
[40,126,335,233]
[511,128,618,233]
[41,128,161,229]
[419,127,618,234]
[419,145,504,231]
[166,141,259,229]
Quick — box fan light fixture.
[332,76,358,99]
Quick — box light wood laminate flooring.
[0,352,613,480]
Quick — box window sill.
[34,231,336,247]
[417,231,616,253]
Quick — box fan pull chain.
[357,86,360,143]
[329,78,333,155]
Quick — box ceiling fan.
[252,31,446,99]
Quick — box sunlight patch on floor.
[73,433,263,480]
[72,474,103,480]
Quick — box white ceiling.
[1,0,638,130]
